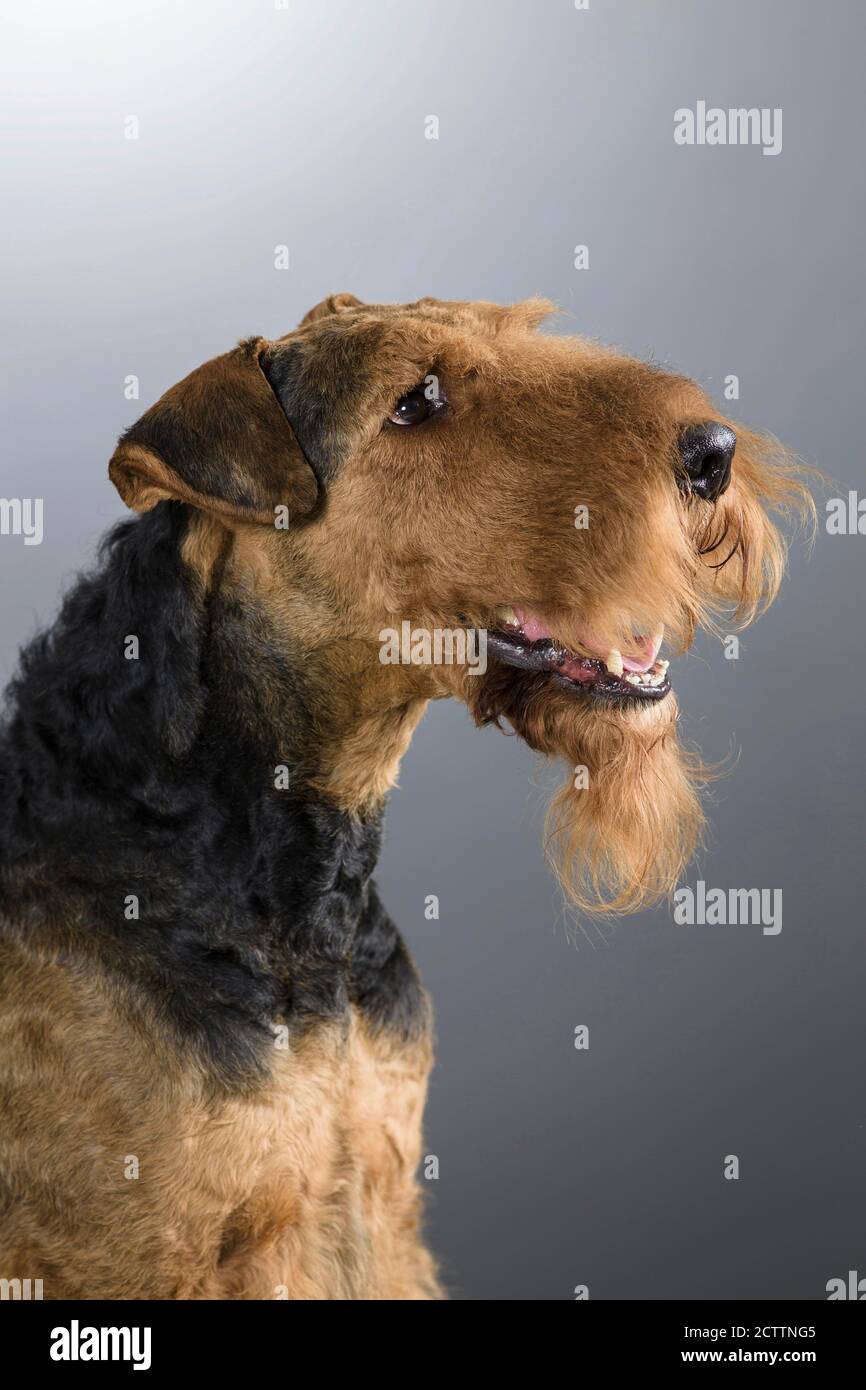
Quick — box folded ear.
[109,337,318,524]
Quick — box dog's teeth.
[625,673,642,685]
[605,648,624,677]
[496,605,521,629]
[656,659,669,672]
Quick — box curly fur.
[0,293,811,1298]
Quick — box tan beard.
[468,667,705,915]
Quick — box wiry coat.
[0,294,809,1298]
[0,501,437,1298]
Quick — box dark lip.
[486,629,672,703]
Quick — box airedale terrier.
[0,294,810,1299]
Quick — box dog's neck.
[0,504,430,1073]
[190,512,432,816]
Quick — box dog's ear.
[298,292,364,327]
[109,337,318,524]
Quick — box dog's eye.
[387,383,445,427]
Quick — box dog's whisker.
[706,534,743,571]
[697,518,731,556]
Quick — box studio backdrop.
[2,0,863,1299]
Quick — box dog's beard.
[455,422,815,915]
[545,699,704,916]
[467,667,704,914]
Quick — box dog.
[0,294,811,1298]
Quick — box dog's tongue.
[514,608,663,672]
[517,612,561,644]
[619,632,664,672]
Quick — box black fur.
[263,321,386,483]
[0,503,427,1085]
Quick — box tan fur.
[0,295,813,1300]
[0,933,439,1299]
[180,510,233,590]
[257,299,812,907]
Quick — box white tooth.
[651,623,665,650]
[496,605,520,629]
[626,673,641,685]
[657,659,669,672]
[605,648,624,677]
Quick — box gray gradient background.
[2,0,864,1300]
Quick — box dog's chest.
[205,1013,439,1299]
[1,921,441,1298]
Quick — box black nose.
[677,421,736,501]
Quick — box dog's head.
[110,294,813,912]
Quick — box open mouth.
[486,606,672,703]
